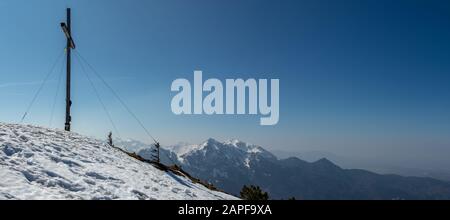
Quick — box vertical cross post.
[62,8,73,131]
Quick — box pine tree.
[107,131,114,147]
[240,185,269,200]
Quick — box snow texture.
[0,123,237,200]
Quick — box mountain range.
[117,138,450,199]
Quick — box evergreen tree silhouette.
[107,131,114,147]
[240,185,269,200]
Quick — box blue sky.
[0,0,449,167]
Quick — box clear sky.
[1,0,449,169]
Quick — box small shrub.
[240,185,269,200]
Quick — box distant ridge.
[118,138,450,199]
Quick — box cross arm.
[61,22,76,49]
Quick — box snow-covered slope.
[0,123,236,200]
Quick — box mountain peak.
[317,157,331,162]
[171,138,278,164]
[312,158,341,169]
[204,138,221,145]
[226,139,243,145]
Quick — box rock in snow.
[0,123,236,200]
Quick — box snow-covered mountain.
[119,138,450,199]
[168,138,276,165]
[0,123,236,200]
[118,138,276,172]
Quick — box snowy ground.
[0,123,237,200]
